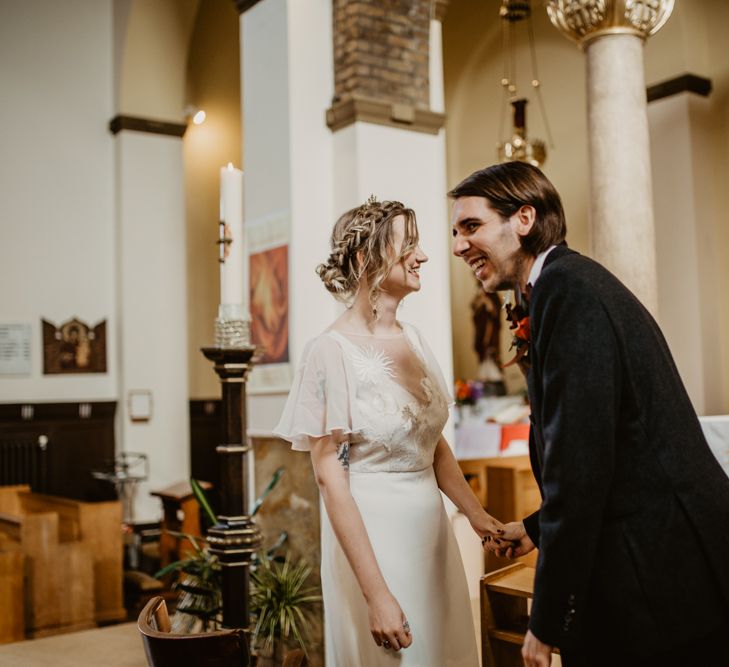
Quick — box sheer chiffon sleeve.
[403,323,455,408]
[273,334,363,451]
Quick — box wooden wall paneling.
[189,400,222,509]
[0,402,117,502]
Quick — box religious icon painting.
[246,209,292,394]
[250,244,289,365]
[42,317,107,374]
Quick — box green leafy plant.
[154,469,289,633]
[250,553,321,657]
[155,533,221,632]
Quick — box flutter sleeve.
[273,334,363,451]
[403,323,455,407]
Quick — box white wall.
[0,1,193,521]
[0,0,116,402]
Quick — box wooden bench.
[0,485,125,637]
[0,535,24,644]
[0,508,94,637]
[16,489,125,624]
[480,563,560,667]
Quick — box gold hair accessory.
[358,194,379,213]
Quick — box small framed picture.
[128,390,153,423]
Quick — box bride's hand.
[367,592,413,651]
[469,509,505,541]
[483,520,536,559]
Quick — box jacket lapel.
[526,245,575,488]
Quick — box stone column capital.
[434,0,450,23]
[546,0,674,48]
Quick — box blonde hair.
[316,199,418,316]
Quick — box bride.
[275,197,503,665]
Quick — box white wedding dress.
[275,323,479,667]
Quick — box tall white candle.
[219,163,247,313]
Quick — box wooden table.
[481,563,560,667]
[150,480,212,567]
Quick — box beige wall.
[118,0,199,121]
[644,0,729,414]
[443,0,589,390]
[184,0,242,398]
[443,0,729,413]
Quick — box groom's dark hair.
[448,161,567,256]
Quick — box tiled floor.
[0,623,146,667]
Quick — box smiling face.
[451,196,532,293]
[380,214,428,298]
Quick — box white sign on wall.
[0,323,32,375]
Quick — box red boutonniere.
[503,300,530,372]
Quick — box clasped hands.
[469,510,535,559]
[481,519,536,559]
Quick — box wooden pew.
[0,535,24,644]
[16,490,125,624]
[0,508,94,637]
[0,485,125,638]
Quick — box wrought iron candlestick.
[201,345,261,633]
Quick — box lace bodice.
[274,323,452,472]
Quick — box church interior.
[1,0,728,665]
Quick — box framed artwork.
[42,317,107,374]
[0,323,31,375]
[250,244,289,364]
[247,210,292,394]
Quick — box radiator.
[0,435,49,491]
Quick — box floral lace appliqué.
[315,369,327,403]
[351,345,395,385]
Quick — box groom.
[450,161,729,666]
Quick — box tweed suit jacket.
[520,245,729,655]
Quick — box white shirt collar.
[514,245,557,306]
[527,245,557,288]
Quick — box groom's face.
[451,196,526,292]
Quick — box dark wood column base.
[201,346,262,632]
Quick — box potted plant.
[250,552,321,664]
[155,470,321,665]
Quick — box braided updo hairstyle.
[316,198,418,316]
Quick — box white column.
[546,0,675,317]
[242,0,336,432]
[115,131,190,521]
[586,35,658,314]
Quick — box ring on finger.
[403,620,410,634]
[383,640,391,649]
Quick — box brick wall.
[333,0,431,108]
